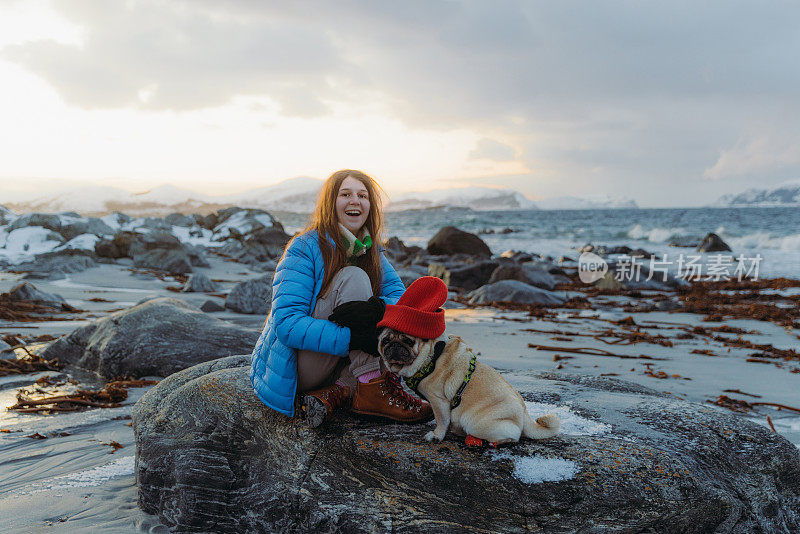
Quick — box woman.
[250,169,432,428]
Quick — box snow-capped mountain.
[713,180,800,207]
[221,176,324,213]
[386,187,536,211]
[535,195,639,210]
[4,178,642,215]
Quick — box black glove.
[347,326,380,356]
[328,296,386,331]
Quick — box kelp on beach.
[8,378,159,414]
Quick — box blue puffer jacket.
[250,230,406,417]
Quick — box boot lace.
[386,373,424,410]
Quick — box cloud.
[704,134,800,181]
[3,0,800,205]
[469,138,516,161]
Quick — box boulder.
[39,297,259,379]
[200,300,226,312]
[467,280,566,306]
[133,249,193,275]
[212,208,283,241]
[165,213,196,227]
[0,205,17,225]
[500,250,535,262]
[7,213,63,233]
[427,226,491,257]
[698,233,732,253]
[184,244,210,267]
[130,231,192,274]
[605,261,689,291]
[14,250,97,280]
[7,282,67,308]
[395,269,422,287]
[57,217,114,241]
[182,273,217,293]
[241,227,291,259]
[133,357,800,533]
[95,231,138,259]
[384,236,413,262]
[488,263,561,290]
[428,261,499,292]
[669,236,701,248]
[225,276,272,315]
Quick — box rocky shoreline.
[1,205,799,532]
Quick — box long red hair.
[284,169,386,297]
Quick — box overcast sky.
[1,0,799,206]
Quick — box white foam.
[627,224,687,243]
[491,450,578,484]
[525,401,611,436]
[21,456,135,494]
[55,455,135,488]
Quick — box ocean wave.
[626,224,688,243]
[727,232,800,251]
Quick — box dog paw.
[424,430,442,443]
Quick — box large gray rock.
[212,208,284,242]
[130,231,193,274]
[40,297,259,378]
[7,282,67,308]
[7,213,113,241]
[57,216,114,241]
[468,280,566,306]
[0,205,17,225]
[14,250,97,280]
[225,276,272,314]
[133,357,800,533]
[95,231,138,259]
[698,232,732,253]
[182,273,217,293]
[7,213,63,233]
[184,243,210,267]
[165,213,195,227]
[488,263,564,290]
[133,249,193,275]
[427,226,491,257]
[428,260,499,292]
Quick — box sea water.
[276,206,800,279]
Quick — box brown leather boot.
[302,384,352,428]
[351,371,433,423]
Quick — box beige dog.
[378,328,560,445]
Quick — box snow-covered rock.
[212,209,277,241]
[0,227,65,263]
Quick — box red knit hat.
[378,276,448,339]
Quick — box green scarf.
[339,223,372,264]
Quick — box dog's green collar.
[403,340,477,409]
[404,340,446,396]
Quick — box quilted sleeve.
[378,253,406,305]
[272,238,351,356]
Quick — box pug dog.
[379,329,560,445]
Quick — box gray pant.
[296,266,382,393]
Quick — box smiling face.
[335,175,370,234]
